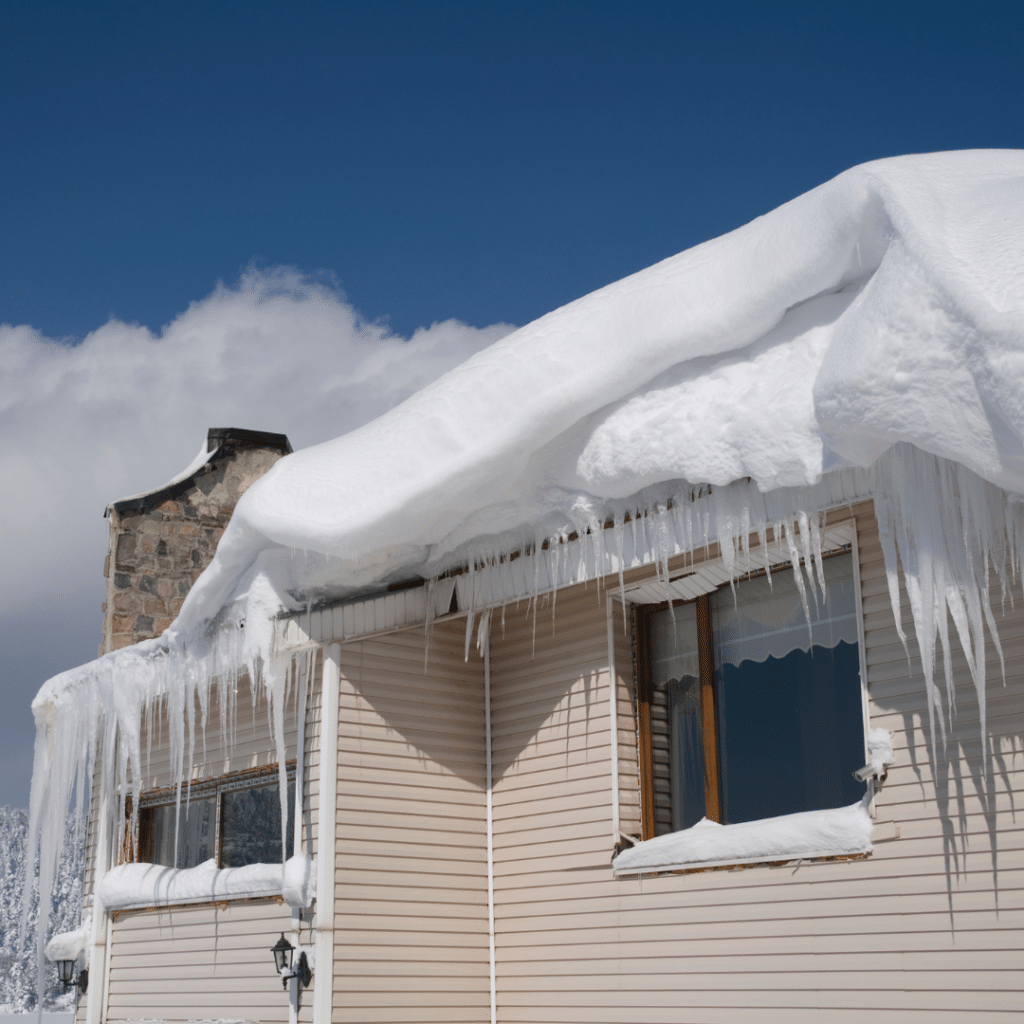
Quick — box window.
[636,550,866,840]
[137,764,296,869]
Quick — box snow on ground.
[0,1018,246,1024]
[0,1014,74,1023]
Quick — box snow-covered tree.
[0,806,83,1011]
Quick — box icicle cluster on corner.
[22,593,317,1006]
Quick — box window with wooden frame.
[634,549,867,840]
[135,762,296,869]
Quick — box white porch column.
[313,644,340,1024]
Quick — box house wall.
[86,656,321,1024]
[81,498,1023,1023]
[330,619,491,1024]
[486,501,1024,1023]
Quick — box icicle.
[871,443,1018,760]
[463,556,477,662]
[782,519,813,646]
[614,515,628,632]
[476,608,491,657]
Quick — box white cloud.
[0,268,513,802]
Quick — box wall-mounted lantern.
[270,932,311,990]
[56,959,88,994]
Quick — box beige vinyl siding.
[612,599,641,840]
[104,899,302,1022]
[488,502,1024,1023]
[331,618,491,1023]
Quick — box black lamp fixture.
[270,933,311,990]
[56,959,88,994]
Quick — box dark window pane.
[144,797,216,869]
[712,554,866,824]
[220,781,295,867]
[714,640,865,823]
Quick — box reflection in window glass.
[650,606,705,832]
[220,782,295,868]
[146,797,216,869]
[712,554,865,824]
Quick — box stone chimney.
[100,428,292,655]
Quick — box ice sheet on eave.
[167,149,1024,629]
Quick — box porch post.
[313,644,340,1024]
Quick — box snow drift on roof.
[169,149,1024,628]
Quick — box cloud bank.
[0,268,512,803]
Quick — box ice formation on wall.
[25,151,1024,995]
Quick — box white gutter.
[313,645,341,1024]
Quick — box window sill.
[98,854,316,912]
[612,800,873,877]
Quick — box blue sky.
[6,1,1021,341]
[1,0,1023,806]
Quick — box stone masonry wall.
[100,439,288,655]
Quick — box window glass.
[220,782,295,868]
[650,607,704,831]
[138,767,297,874]
[146,796,216,869]
[646,551,866,836]
[712,554,865,823]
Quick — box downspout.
[606,597,620,846]
[84,788,112,1024]
[313,645,341,1024]
[482,615,497,1024]
[289,652,310,1024]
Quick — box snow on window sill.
[612,800,874,877]
[97,855,316,912]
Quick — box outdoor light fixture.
[56,959,88,994]
[270,932,311,990]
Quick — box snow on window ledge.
[612,800,874,877]
[97,855,316,912]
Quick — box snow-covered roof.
[169,149,1024,634]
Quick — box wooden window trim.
[634,604,656,841]
[695,593,721,824]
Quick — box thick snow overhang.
[159,150,1024,634]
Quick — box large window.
[637,551,866,839]
[137,764,296,869]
